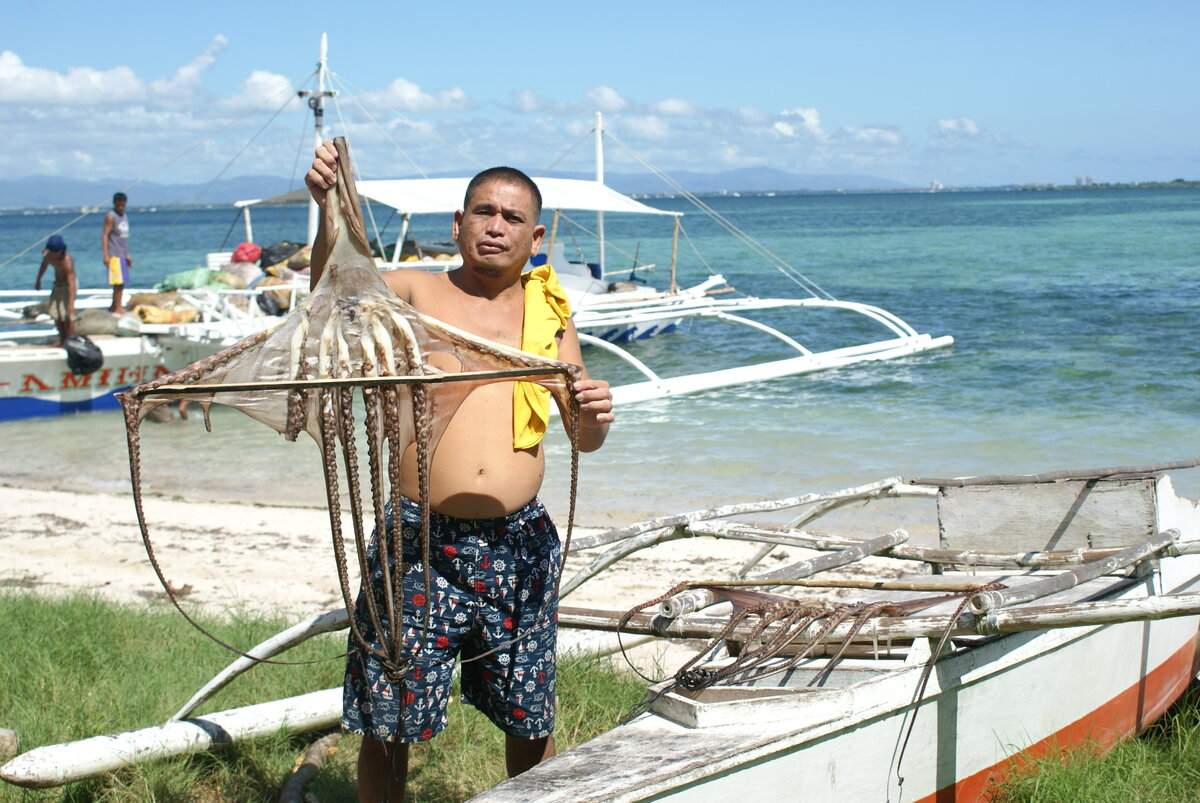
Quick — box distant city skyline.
[2,1,1195,189]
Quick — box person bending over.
[35,234,77,346]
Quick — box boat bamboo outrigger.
[5,459,1200,799]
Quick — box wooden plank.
[938,478,1158,551]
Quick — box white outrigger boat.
[0,285,301,421]
[0,36,951,421]
[5,460,1200,800]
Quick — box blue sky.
[3,0,1195,188]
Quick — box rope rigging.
[604,128,836,301]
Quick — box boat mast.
[595,111,606,276]
[299,34,337,246]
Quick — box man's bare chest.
[413,292,524,349]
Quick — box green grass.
[989,683,1200,802]
[0,592,644,802]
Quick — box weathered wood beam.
[560,590,1200,646]
[0,689,341,789]
[967,530,1177,613]
[659,530,909,619]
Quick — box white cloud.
[620,115,670,140]
[738,106,769,125]
[564,117,592,138]
[935,117,983,138]
[218,70,296,113]
[586,85,628,113]
[929,117,1031,152]
[840,125,904,146]
[652,98,697,116]
[361,77,475,112]
[149,35,227,105]
[779,107,826,139]
[719,143,766,167]
[0,50,145,105]
[512,89,541,113]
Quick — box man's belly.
[400,384,545,519]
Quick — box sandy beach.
[0,483,792,618]
[0,479,941,680]
[0,482,810,673]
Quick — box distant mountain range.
[2,168,913,210]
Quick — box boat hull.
[477,594,1200,802]
[0,337,168,422]
[475,483,1200,802]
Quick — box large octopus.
[118,138,582,680]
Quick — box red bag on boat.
[232,242,262,264]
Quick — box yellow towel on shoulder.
[514,264,571,449]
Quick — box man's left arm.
[556,320,613,452]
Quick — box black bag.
[63,334,103,376]
[258,240,304,268]
[255,291,282,316]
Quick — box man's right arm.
[100,213,112,264]
[35,252,49,289]
[304,140,338,291]
[304,139,416,303]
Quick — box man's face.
[453,180,545,276]
[113,198,127,215]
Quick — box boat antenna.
[595,111,607,277]
[297,33,337,246]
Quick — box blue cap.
[46,235,67,253]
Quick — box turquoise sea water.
[1,188,1197,524]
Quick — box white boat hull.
[475,478,1200,802]
[478,581,1200,802]
[0,337,168,422]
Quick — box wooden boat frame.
[5,461,1200,798]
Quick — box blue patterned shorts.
[342,497,561,743]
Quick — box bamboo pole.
[679,577,1001,593]
[561,523,824,598]
[909,458,1200,487]
[560,589,1200,645]
[669,216,679,293]
[171,608,349,722]
[547,210,559,266]
[660,530,909,618]
[568,477,904,552]
[135,366,568,398]
[967,529,1178,613]
[0,689,341,789]
[694,520,1157,569]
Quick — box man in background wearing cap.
[102,192,132,312]
[35,235,77,347]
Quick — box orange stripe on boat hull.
[919,629,1200,803]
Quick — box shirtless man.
[306,141,614,802]
[35,235,77,346]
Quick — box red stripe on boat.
[919,630,1200,803]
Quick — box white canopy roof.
[238,176,679,217]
